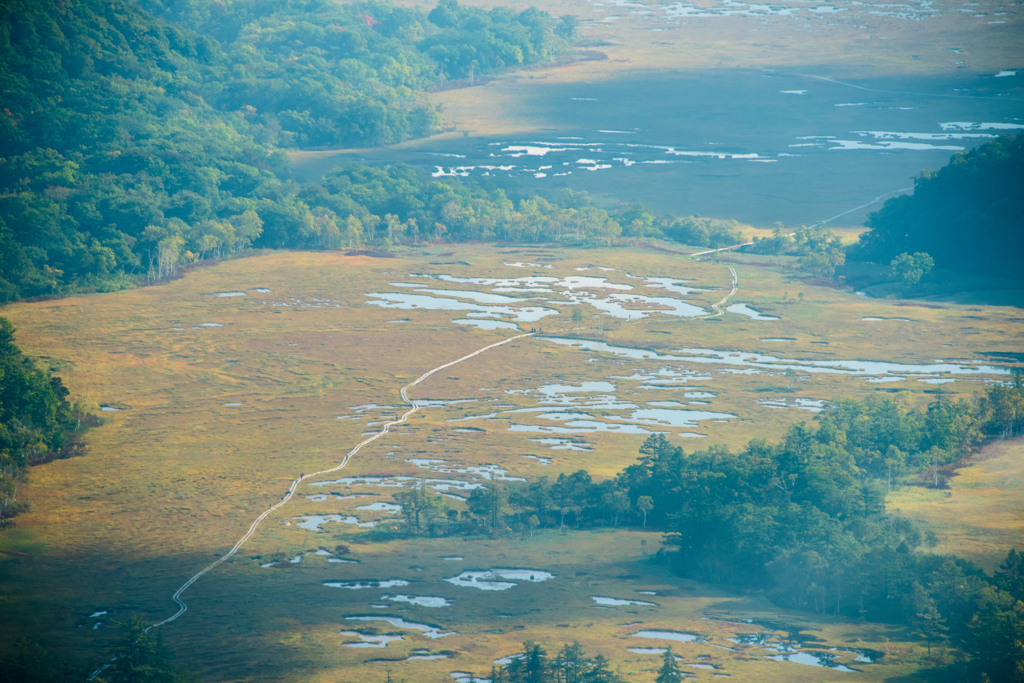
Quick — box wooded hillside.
[852,134,1024,277]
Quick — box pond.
[726,304,779,320]
[340,631,403,648]
[445,569,555,591]
[324,580,410,589]
[294,515,375,530]
[383,594,452,608]
[346,616,458,639]
[592,596,658,606]
[632,630,703,643]
[766,651,856,671]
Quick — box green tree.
[0,317,87,526]
[794,226,845,278]
[889,252,935,288]
[583,654,620,683]
[554,641,588,683]
[960,587,1024,682]
[395,479,446,533]
[655,646,681,683]
[101,616,184,683]
[995,549,1024,602]
[505,641,549,683]
[911,582,949,656]
[571,307,585,332]
[468,481,508,533]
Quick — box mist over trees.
[851,133,1024,277]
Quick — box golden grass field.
[1,244,1021,681]
[888,437,1024,572]
[301,0,1024,146]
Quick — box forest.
[0,0,744,303]
[851,133,1024,278]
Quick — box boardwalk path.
[151,331,536,629]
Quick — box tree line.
[491,641,626,683]
[746,224,847,278]
[0,318,96,526]
[388,382,1023,538]
[382,382,1024,681]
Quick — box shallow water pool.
[445,569,555,591]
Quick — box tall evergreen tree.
[655,647,681,683]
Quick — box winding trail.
[151,331,535,629]
[702,267,739,317]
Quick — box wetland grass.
[0,246,1018,680]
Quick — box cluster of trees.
[746,224,847,278]
[286,166,749,249]
[851,133,1024,278]
[0,318,93,526]
[389,468,644,538]
[296,167,625,247]
[608,204,743,248]
[1,616,196,682]
[137,0,574,148]
[0,0,287,300]
[490,641,626,683]
[888,251,935,289]
[612,387,1024,681]
[0,0,577,301]
[641,427,1023,680]
[390,384,1023,539]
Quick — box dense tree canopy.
[852,134,1024,277]
[0,0,287,300]
[0,317,91,525]
[0,0,698,303]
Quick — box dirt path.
[150,331,536,629]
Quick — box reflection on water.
[592,596,658,606]
[383,594,452,608]
[767,651,856,671]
